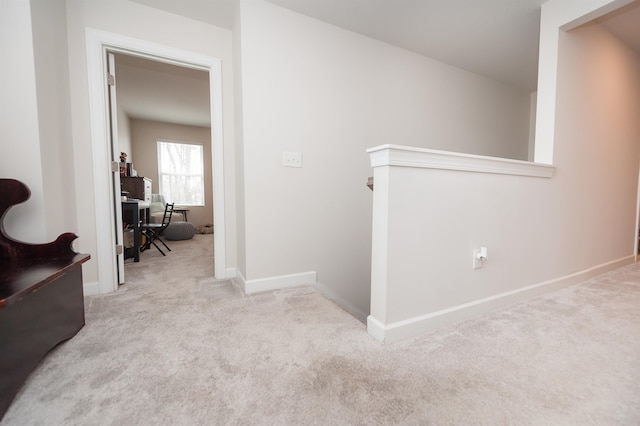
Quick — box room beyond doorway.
[113,52,214,279]
[85,29,228,294]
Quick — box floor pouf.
[164,222,195,241]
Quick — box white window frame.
[157,140,205,207]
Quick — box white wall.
[235,0,533,318]
[232,3,247,278]
[0,0,47,242]
[64,0,236,286]
[117,104,132,163]
[534,0,636,163]
[31,0,76,240]
[130,119,214,228]
[369,19,640,342]
[528,91,537,160]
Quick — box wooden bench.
[0,179,90,420]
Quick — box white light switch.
[283,151,302,168]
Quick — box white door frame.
[86,28,228,293]
[106,52,125,284]
[635,166,640,261]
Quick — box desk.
[122,200,150,262]
[174,207,190,222]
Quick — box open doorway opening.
[86,29,228,294]
[588,1,640,261]
[111,52,214,281]
[636,167,640,261]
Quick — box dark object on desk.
[0,179,90,421]
[121,176,151,203]
[141,202,174,256]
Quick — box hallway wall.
[235,0,534,318]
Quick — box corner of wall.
[83,280,102,296]
[313,282,368,323]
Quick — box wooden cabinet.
[121,177,152,203]
[0,178,90,420]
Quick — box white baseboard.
[241,270,317,294]
[368,256,635,344]
[83,281,101,296]
[236,271,366,322]
[224,267,237,279]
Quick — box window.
[157,141,204,206]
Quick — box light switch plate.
[283,151,302,168]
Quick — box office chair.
[140,202,174,256]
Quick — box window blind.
[157,141,204,206]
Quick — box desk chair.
[140,202,174,256]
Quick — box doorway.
[86,29,228,294]
[110,52,214,280]
[636,167,640,260]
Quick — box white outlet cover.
[473,248,483,269]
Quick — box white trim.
[86,30,119,294]
[635,167,640,260]
[225,267,238,279]
[85,29,229,294]
[367,256,635,343]
[209,58,227,280]
[156,140,206,207]
[367,144,555,178]
[243,271,317,294]
[366,316,387,343]
[83,281,102,296]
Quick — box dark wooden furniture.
[0,179,90,421]
[140,202,174,256]
[173,206,190,222]
[122,200,150,262]
[120,176,152,203]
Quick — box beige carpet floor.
[2,234,640,425]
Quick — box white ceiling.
[264,0,640,91]
[597,1,640,53]
[122,0,640,128]
[266,0,546,91]
[114,53,211,127]
[132,0,546,91]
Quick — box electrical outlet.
[473,246,488,269]
[473,249,483,269]
[283,151,302,168]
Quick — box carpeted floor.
[2,234,640,425]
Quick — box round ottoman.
[164,222,195,241]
